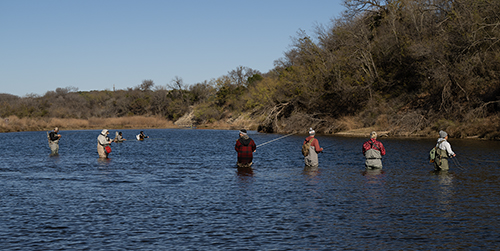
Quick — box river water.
[1,129,499,250]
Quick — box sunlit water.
[1,129,499,250]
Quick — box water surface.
[1,129,499,250]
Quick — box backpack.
[429,147,436,163]
[429,141,443,163]
[302,138,315,156]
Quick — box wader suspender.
[370,141,380,151]
[436,141,444,164]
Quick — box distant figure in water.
[97,129,112,158]
[136,131,149,141]
[47,127,62,155]
[433,130,456,171]
[362,131,386,169]
[303,128,323,168]
[235,129,256,168]
[114,131,126,142]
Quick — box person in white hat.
[97,129,112,158]
[434,130,456,171]
[303,128,323,167]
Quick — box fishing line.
[256,132,296,148]
[451,157,465,170]
[57,131,87,136]
[320,144,336,149]
[465,156,500,163]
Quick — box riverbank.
[0,115,178,133]
[1,114,499,140]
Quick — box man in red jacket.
[362,131,386,169]
[303,128,323,167]
[235,129,256,168]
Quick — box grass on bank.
[0,115,177,133]
[1,114,499,140]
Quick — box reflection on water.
[431,170,455,218]
[303,165,320,176]
[0,129,500,250]
[236,167,254,178]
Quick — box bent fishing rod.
[256,132,296,148]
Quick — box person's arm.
[379,142,386,156]
[313,139,323,153]
[251,140,256,152]
[235,139,240,152]
[362,141,368,155]
[445,142,456,157]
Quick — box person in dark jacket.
[235,129,257,168]
[136,131,149,141]
[47,127,62,155]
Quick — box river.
[1,129,499,250]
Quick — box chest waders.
[365,141,383,169]
[47,131,59,155]
[434,142,449,171]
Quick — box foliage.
[2,0,499,138]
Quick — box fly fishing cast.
[137,131,149,141]
[302,128,324,168]
[362,131,386,170]
[235,129,256,168]
[47,127,62,155]
[97,129,113,158]
[432,130,456,171]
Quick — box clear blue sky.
[0,0,345,97]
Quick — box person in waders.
[114,131,126,142]
[434,130,456,171]
[362,131,386,169]
[136,131,149,141]
[47,127,61,155]
[303,128,323,168]
[97,129,113,158]
[235,129,256,168]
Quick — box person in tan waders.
[433,130,456,171]
[97,129,113,158]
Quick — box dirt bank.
[1,114,499,141]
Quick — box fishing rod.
[256,132,296,148]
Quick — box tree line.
[1,0,499,139]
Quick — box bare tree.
[139,80,154,92]
[228,66,261,87]
[168,76,185,90]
